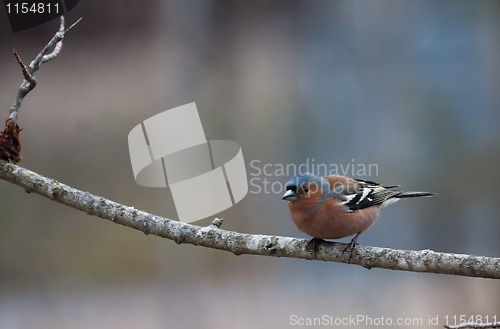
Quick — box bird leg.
[306,237,324,256]
[343,232,361,263]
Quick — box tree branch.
[445,322,500,329]
[1,161,499,279]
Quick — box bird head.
[282,172,326,202]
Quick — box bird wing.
[327,179,399,212]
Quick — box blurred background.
[1,0,499,328]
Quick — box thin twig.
[8,16,82,123]
[13,51,35,85]
[1,161,499,279]
[41,15,65,63]
[65,17,83,32]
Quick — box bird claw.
[343,232,361,264]
[306,238,324,256]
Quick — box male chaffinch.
[282,172,434,258]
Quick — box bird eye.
[302,186,309,193]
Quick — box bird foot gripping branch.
[305,234,360,263]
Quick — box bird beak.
[282,189,298,201]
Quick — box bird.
[281,172,434,260]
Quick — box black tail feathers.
[395,191,436,199]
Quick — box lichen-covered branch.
[1,161,499,279]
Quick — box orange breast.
[288,199,381,239]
